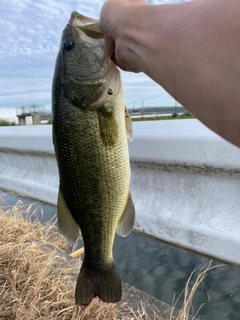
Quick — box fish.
[52,11,135,306]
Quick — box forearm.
[102,0,240,146]
[135,0,240,146]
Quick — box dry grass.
[0,202,124,319]
[0,200,216,320]
[170,261,222,320]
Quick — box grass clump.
[170,261,222,320]
[0,200,216,320]
[0,203,125,319]
[0,202,77,319]
[0,202,157,319]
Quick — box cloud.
[148,0,190,3]
[1,0,184,109]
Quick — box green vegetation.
[0,119,16,126]
[132,112,195,122]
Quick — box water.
[1,190,240,319]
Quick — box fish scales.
[52,12,135,305]
[52,11,135,306]
[54,104,129,263]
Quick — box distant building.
[16,105,46,125]
[0,106,52,125]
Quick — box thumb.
[104,34,115,59]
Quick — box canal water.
[1,190,240,320]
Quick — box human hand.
[100,0,150,72]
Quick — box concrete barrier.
[1,120,240,266]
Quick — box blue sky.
[1,0,188,111]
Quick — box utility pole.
[175,99,177,114]
[141,99,144,117]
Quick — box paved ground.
[120,282,179,319]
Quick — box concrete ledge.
[1,120,240,266]
[120,282,179,319]
[129,120,240,169]
[0,148,58,204]
[131,161,240,266]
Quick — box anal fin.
[57,187,79,242]
[117,192,135,237]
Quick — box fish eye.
[107,88,113,95]
[63,38,74,51]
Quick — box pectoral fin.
[98,105,118,147]
[125,107,133,141]
[117,192,135,237]
[57,187,79,242]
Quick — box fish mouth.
[69,11,98,28]
[65,11,121,105]
[65,11,109,83]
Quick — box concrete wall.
[1,120,240,266]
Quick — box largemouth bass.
[52,11,135,306]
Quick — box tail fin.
[75,260,122,306]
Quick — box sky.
[1,0,188,111]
